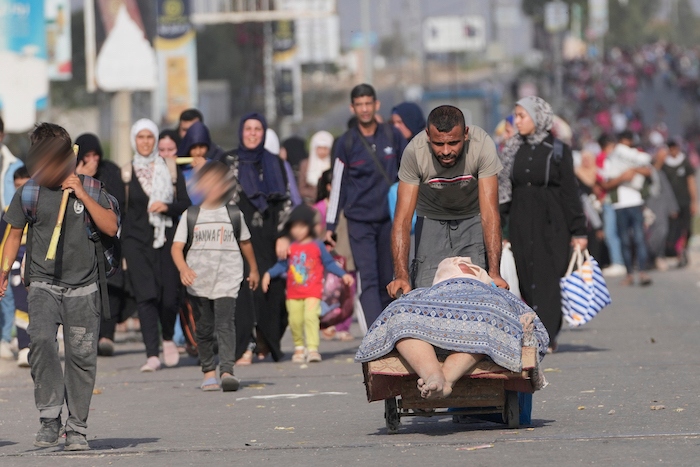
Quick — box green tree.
[605,0,658,48]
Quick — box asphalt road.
[1,256,699,466]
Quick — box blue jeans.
[603,203,624,266]
[616,206,648,274]
[0,285,15,342]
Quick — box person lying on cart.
[356,257,549,399]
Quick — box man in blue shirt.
[325,84,407,327]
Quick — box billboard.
[277,0,339,64]
[423,16,486,53]
[46,0,72,80]
[0,0,49,132]
[86,0,158,92]
[155,0,198,124]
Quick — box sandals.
[292,348,306,363]
[236,350,253,366]
[201,377,220,392]
[221,374,241,392]
[321,327,336,340]
[307,351,322,363]
[336,331,354,342]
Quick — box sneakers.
[602,264,627,277]
[64,431,90,451]
[291,347,306,363]
[97,338,114,357]
[162,340,180,367]
[0,341,13,360]
[140,356,162,372]
[17,348,30,368]
[307,351,322,363]
[34,417,61,447]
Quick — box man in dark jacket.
[325,84,407,327]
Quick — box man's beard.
[434,151,463,167]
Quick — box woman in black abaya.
[501,97,587,352]
[230,113,292,364]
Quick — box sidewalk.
[1,261,699,466]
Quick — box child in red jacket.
[262,204,353,363]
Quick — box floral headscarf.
[498,96,554,204]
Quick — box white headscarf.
[306,131,334,187]
[432,257,492,286]
[131,118,173,249]
[264,128,280,155]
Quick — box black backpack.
[179,203,242,356]
[21,175,121,320]
[183,204,242,256]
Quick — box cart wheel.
[504,391,520,429]
[385,397,400,434]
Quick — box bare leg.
[441,353,485,395]
[395,338,446,399]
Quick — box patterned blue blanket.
[355,278,550,372]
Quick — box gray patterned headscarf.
[498,96,554,204]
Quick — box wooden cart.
[362,347,538,433]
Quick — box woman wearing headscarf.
[179,121,212,206]
[158,130,181,160]
[500,97,587,352]
[229,113,292,364]
[122,119,191,372]
[391,102,426,141]
[298,131,334,203]
[74,133,128,357]
[280,136,308,178]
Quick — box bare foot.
[418,373,448,399]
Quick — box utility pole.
[360,0,373,84]
[263,21,277,123]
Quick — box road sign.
[423,16,486,53]
[545,1,569,33]
[0,0,49,132]
[588,0,608,39]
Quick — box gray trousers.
[27,282,100,435]
[412,216,486,288]
[189,295,237,376]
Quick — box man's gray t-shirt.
[174,205,251,299]
[398,125,502,220]
[4,185,112,288]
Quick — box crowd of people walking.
[0,75,695,449]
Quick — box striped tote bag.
[560,248,612,327]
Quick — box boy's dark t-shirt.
[4,185,112,288]
[662,157,695,207]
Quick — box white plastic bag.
[500,243,521,299]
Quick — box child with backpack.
[262,204,354,363]
[0,166,32,367]
[171,161,259,392]
[0,123,120,451]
